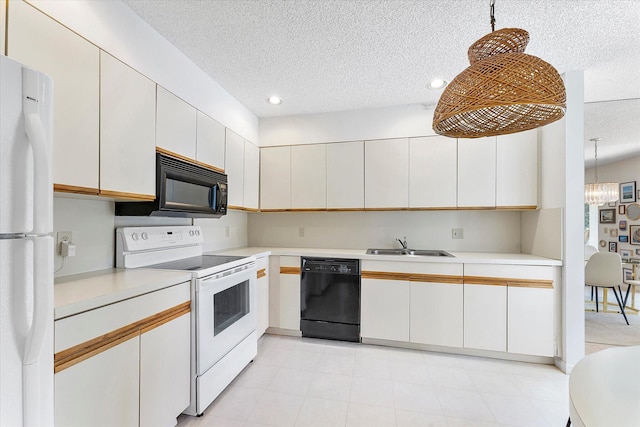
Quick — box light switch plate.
[452,228,464,239]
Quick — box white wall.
[53,196,115,277]
[26,0,259,143]
[260,104,435,146]
[248,210,522,253]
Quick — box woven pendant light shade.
[433,28,566,138]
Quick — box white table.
[569,346,640,427]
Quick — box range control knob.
[141,232,148,240]
[189,230,195,236]
[195,229,200,236]
[131,232,139,241]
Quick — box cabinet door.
[100,51,156,198]
[8,1,100,192]
[140,313,191,427]
[243,141,260,210]
[256,257,270,337]
[291,145,326,209]
[457,137,496,208]
[361,278,410,342]
[410,282,463,347]
[279,256,301,331]
[260,146,291,210]
[327,141,364,209]
[55,337,140,427]
[508,286,554,356]
[365,139,409,208]
[496,129,538,208]
[409,136,457,208]
[225,129,245,208]
[463,283,507,351]
[156,85,197,159]
[196,111,225,171]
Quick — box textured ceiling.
[121,0,640,164]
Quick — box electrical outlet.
[298,227,305,237]
[56,231,72,254]
[452,228,464,239]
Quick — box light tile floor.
[177,335,569,427]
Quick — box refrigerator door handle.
[22,237,51,365]
[22,67,51,236]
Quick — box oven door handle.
[198,265,256,292]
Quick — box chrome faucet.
[397,236,408,249]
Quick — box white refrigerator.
[0,55,54,426]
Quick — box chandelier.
[432,0,566,138]
[584,138,618,206]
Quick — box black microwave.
[115,153,228,218]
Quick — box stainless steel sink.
[366,248,409,255]
[407,249,454,257]
[366,248,454,257]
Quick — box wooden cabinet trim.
[257,268,267,279]
[54,301,190,373]
[98,189,155,201]
[156,147,224,174]
[362,270,463,284]
[54,184,99,196]
[464,276,553,289]
[280,267,301,275]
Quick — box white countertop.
[569,346,640,427]
[210,247,562,266]
[54,269,192,320]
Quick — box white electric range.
[116,225,257,416]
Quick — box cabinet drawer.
[55,282,190,352]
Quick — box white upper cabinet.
[496,129,538,208]
[457,137,496,208]
[365,138,409,208]
[409,136,457,208]
[327,141,365,209]
[100,51,156,198]
[156,86,197,160]
[260,147,291,210]
[291,145,326,209]
[224,129,245,208]
[243,141,260,210]
[8,1,100,192]
[196,111,225,172]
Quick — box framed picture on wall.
[635,249,640,256]
[600,209,616,223]
[619,205,626,215]
[610,229,618,237]
[621,249,632,258]
[620,220,627,230]
[620,181,637,203]
[623,268,634,281]
[619,235,629,243]
[608,202,617,208]
[630,225,640,245]
[609,241,618,252]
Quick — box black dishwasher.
[300,257,360,342]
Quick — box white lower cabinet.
[464,264,555,356]
[361,261,410,342]
[274,256,301,331]
[256,256,270,337]
[55,337,140,427]
[139,313,191,427]
[361,278,410,341]
[463,283,507,352]
[54,282,191,427]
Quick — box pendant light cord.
[490,0,496,32]
[592,138,601,184]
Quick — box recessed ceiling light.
[266,96,283,105]
[427,78,448,90]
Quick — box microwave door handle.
[209,185,217,209]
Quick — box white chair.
[585,252,630,325]
[584,244,599,261]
